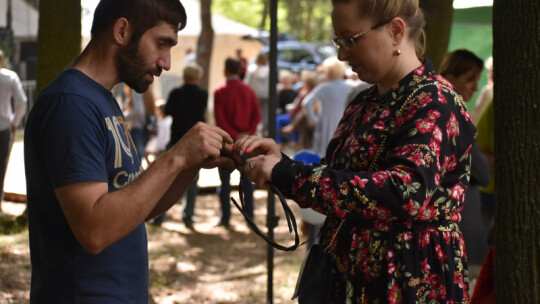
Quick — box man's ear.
[388,17,406,46]
[112,18,132,46]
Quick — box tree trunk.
[259,0,269,30]
[419,0,453,69]
[304,0,313,41]
[196,0,214,91]
[36,0,81,94]
[493,0,540,302]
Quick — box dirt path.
[0,191,306,303]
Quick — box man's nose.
[157,52,171,71]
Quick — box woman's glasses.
[332,20,391,51]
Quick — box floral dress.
[272,60,475,303]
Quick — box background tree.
[493,0,540,302]
[282,0,332,41]
[36,0,81,94]
[196,0,214,91]
[419,0,454,69]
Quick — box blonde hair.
[322,56,347,80]
[279,69,294,85]
[183,63,203,83]
[332,0,426,55]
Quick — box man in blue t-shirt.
[24,1,234,303]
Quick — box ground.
[0,190,306,304]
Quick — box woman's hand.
[243,154,282,189]
[233,135,282,188]
[234,135,281,158]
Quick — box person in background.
[0,49,27,215]
[244,53,270,136]
[214,57,261,228]
[159,63,208,228]
[23,1,234,302]
[281,70,319,150]
[183,46,197,67]
[236,48,248,80]
[472,56,493,121]
[234,0,475,301]
[439,49,491,265]
[275,69,299,146]
[277,69,298,114]
[145,100,171,163]
[302,56,351,157]
[123,85,147,157]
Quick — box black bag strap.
[231,155,304,251]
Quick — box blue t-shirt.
[24,69,148,303]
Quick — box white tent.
[0,0,38,38]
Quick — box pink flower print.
[368,143,380,158]
[420,258,430,273]
[450,184,465,201]
[446,112,459,141]
[435,244,448,262]
[428,109,441,120]
[418,204,437,220]
[442,154,457,172]
[416,117,435,134]
[347,137,362,155]
[387,282,403,304]
[408,153,425,166]
[371,171,388,187]
[432,126,443,143]
[387,262,397,274]
[418,95,433,107]
[351,176,369,188]
[396,145,415,156]
[413,65,426,76]
[373,120,386,130]
[379,108,391,119]
[434,173,441,187]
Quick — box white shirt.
[302,78,352,157]
[0,68,27,131]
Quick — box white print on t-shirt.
[105,115,141,189]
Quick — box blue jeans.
[218,168,254,224]
[182,174,199,225]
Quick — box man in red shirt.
[214,57,262,227]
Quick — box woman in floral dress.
[234,0,475,302]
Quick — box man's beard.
[115,39,162,93]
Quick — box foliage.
[212,0,333,42]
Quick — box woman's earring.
[394,49,401,56]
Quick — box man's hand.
[171,122,232,168]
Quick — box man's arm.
[55,122,232,255]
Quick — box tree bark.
[493,0,540,302]
[36,0,81,94]
[196,0,214,91]
[419,0,453,69]
[259,0,269,30]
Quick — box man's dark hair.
[91,0,187,42]
[225,57,241,75]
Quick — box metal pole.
[266,0,278,303]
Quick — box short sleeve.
[38,95,108,188]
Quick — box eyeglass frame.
[331,19,392,50]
